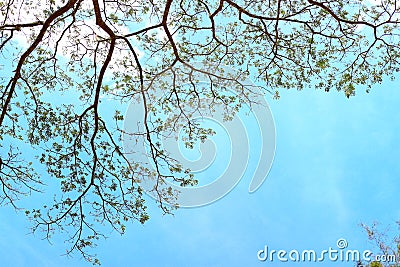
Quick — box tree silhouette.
[360,222,400,267]
[1,0,400,264]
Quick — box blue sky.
[1,74,400,266]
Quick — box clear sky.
[1,72,400,267]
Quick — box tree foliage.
[1,0,400,264]
[359,222,400,267]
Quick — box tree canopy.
[360,222,400,267]
[1,0,400,264]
